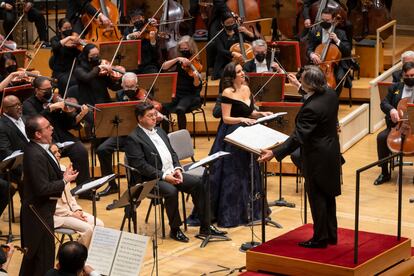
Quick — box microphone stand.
[111,115,123,199]
[151,151,160,276]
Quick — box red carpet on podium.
[249,224,407,268]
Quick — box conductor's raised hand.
[64,164,78,183]
[258,149,274,162]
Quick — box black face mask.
[255,53,266,63]
[62,29,72,37]
[124,89,137,99]
[42,89,53,102]
[134,20,145,30]
[404,77,414,87]
[89,56,101,66]
[224,24,234,31]
[180,50,192,58]
[5,65,17,74]
[321,21,332,30]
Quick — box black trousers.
[306,182,337,242]
[19,233,55,276]
[1,8,48,41]
[377,127,391,175]
[96,136,127,188]
[165,96,201,130]
[157,173,208,230]
[61,141,90,186]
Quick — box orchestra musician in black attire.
[22,77,91,190]
[307,7,351,95]
[124,9,159,74]
[0,0,48,43]
[66,0,111,34]
[50,19,81,96]
[374,62,414,185]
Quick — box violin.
[45,93,90,112]
[387,97,414,155]
[98,59,125,80]
[11,69,57,86]
[128,19,158,41]
[313,16,342,89]
[136,88,163,112]
[182,57,203,82]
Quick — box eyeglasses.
[145,112,158,119]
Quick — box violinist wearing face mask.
[307,7,351,94]
[124,9,159,74]
[161,35,202,131]
[50,18,82,96]
[242,39,281,73]
[374,62,414,186]
[73,43,122,106]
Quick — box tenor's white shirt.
[3,114,29,141]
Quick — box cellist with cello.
[66,0,112,34]
[374,62,414,186]
[306,7,351,94]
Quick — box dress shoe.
[169,228,189,243]
[298,239,327,248]
[199,225,228,236]
[98,185,119,197]
[327,238,338,245]
[78,193,100,201]
[374,173,391,185]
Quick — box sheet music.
[225,124,289,154]
[75,174,116,195]
[56,141,75,149]
[2,150,23,162]
[87,226,121,276]
[255,112,287,124]
[111,232,149,276]
[188,151,231,171]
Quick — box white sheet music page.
[225,124,289,154]
[2,150,23,162]
[86,226,121,275]
[75,174,116,195]
[255,112,287,124]
[188,151,231,171]
[111,232,150,276]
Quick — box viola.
[46,93,88,112]
[128,19,158,41]
[10,69,57,86]
[182,57,203,82]
[81,0,122,43]
[313,16,342,89]
[387,97,414,155]
[98,59,125,80]
[136,88,163,112]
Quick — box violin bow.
[79,9,101,38]
[253,56,288,99]
[29,204,63,245]
[335,67,352,91]
[109,37,124,67]
[136,0,167,37]
[24,41,43,71]
[62,59,77,99]
[0,13,24,49]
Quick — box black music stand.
[260,102,303,208]
[72,174,116,226]
[192,151,231,248]
[94,101,140,198]
[136,73,178,104]
[107,179,156,234]
[247,73,285,103]
[0,151,23,243]
[99,40,142,71]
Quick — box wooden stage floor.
[4,127,414,275]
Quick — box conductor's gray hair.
[301,65,327,94]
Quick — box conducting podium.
[224,119,288,249]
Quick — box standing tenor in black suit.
[307,7,351,95]
[124,103,226,243]
[374,62,414,185]
[260,66,341,248]
[19,115,78,276]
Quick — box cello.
[313,15,342,89]
[81,0,122,43]
[387,97,414,155]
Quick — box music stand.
[94,101,140,198]
[1,84,34,110]
[247,73,285,103]
[107,179,156,234]
[99,40,142,71]
[259,102,303,208]
[72,174,116,226]
[136,72,178,104]
[191,151,232,248]
[0,151,23,243]
[266,41,301,72]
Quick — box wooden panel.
[339,104,369,153]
